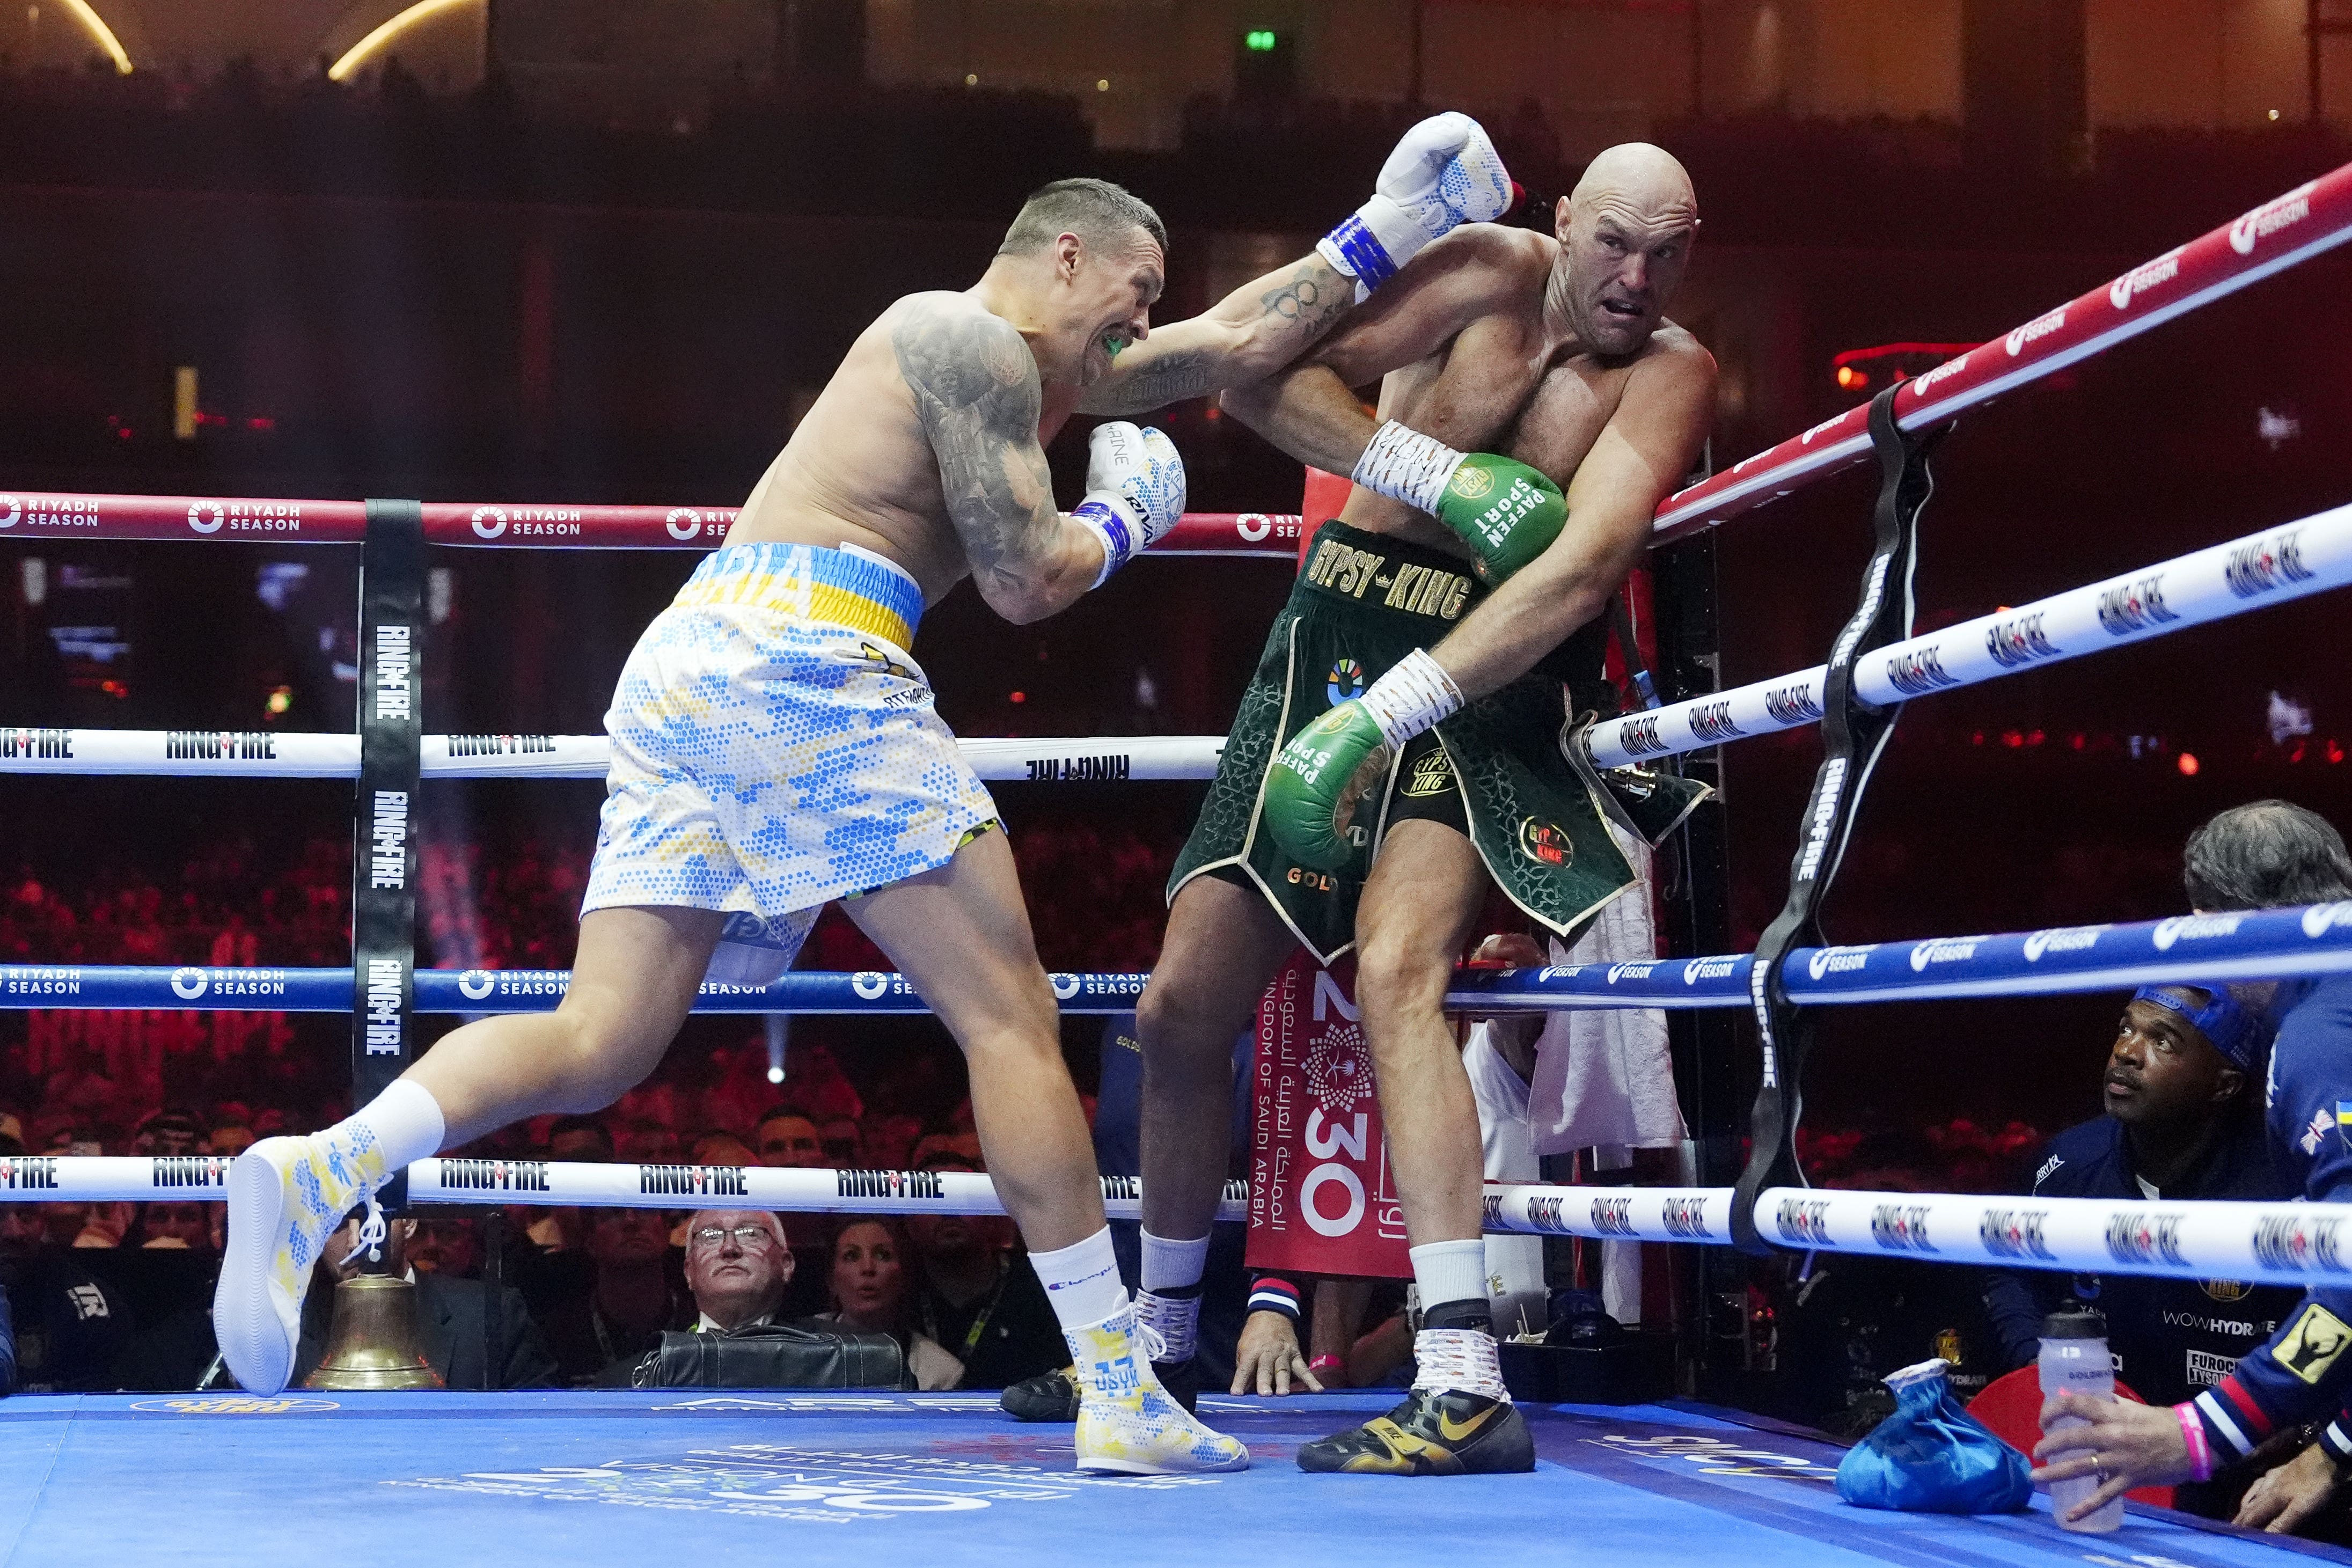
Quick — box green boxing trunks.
[1169,520,1709,963]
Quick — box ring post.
[1730,387,1940,1254]
[353,499,425,1212]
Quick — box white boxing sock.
[1139,1229,1210,1293]
[343,1079,447,1174]
[1409,1239,1491,1316]
[1030,1227,1128,1330]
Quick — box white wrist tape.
[1358,648,1463,751]
[1352,421,1465,516]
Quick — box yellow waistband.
[672,560,917,651]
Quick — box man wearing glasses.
[683,1211,795,1333]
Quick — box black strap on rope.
[352,499,425,1216]
[1728,386,1940,1254]
[1608,592,1661,713]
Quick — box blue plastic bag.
[1835,1358,2033,1514]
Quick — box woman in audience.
[820,1219,961,1391]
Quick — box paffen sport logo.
[1448,465,1494,500]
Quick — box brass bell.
[303,1274,444,1391]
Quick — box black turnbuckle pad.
[1729,387,1941,1253]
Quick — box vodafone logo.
[0,495,17,528]
[471,507,508,540]
[170,967,209,1000]
[666,509,704,541]
[458,970,495,1001]
[188,503,225,534]
[850,971,889,1001]
[2231,183,2316,255]
[1049,973,1081,1001]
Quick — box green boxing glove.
[1352,420,1566,584]
[1264,648,1465,872]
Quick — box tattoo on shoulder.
[890,298,1056,572]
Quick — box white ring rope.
[21,1155,2352,1288]
[0,731,1226,782]
[1588,496,2352,769]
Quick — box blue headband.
[2130,985,2263,1070]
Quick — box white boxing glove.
[1317,112,1515,300]
[1073,422,1186,588]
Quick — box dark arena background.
[2,2,2351,1563]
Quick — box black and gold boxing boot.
[1298,1298,1533,1475]
[1294,1386,1534,1475]
[1000,1364,1081,1423]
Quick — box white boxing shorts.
[582,540,998,985]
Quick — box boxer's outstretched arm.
[1213,228,1529,472]
[1074,253,1356,417]
[894,297,1104,624]
[1428,341,1713,699]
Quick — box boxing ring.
[4,157,2352,1564]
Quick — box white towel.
[1526,823,1687,1156]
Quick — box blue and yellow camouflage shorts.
[583,540,997,984]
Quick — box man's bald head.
[1551,143,1699,357]
[1567,143,1698,225]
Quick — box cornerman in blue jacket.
[1984,983,2294,1515]
[2030,801,2352,1532]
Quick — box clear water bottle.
[2038,1308,2124,1533]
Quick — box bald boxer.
[1139,144,1717,1474]
[214,119,1517,1476]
